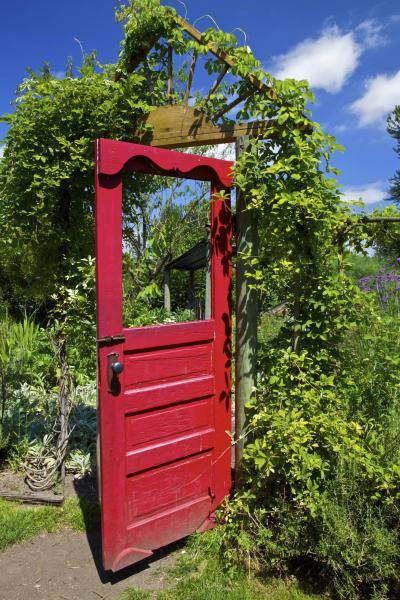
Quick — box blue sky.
[1,0,400,211]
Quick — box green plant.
[0,316,51,448]
[0,496,99,551]
[155,531,325,600]
[1,2,399,596]
[3,382,97,477]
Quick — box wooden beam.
[184,50,198,104]
[114,12,277,103]
[234,135,258,488]
[167,45,173,101]
[114,31,164,81]
[139,105,281,148]
[212,88,255,122]
[0,491,64,505]
[174,14,278,101]
[359,217,400,223]
[205,64,230,100]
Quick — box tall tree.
[387,105,400,203]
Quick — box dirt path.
[0,528,180,600]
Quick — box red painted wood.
[95,139,233,572]
[97,138,233,188]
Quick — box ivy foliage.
[0,1,399,597]
[0,55,152,312]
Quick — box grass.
[117,589,151,600]
[117,530,327,600]
[1,498,327,599]
[0,496,99,551]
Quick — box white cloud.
[272,19,386,93]
[356,19,386,49]
[349,70,400,126]
[272,25,361,93]
[0,146,4,158]
[342,181,388,205]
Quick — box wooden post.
[164,269,171,312]
[189,270,195,308]
[235,136,258,486]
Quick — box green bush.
[224,279,400,599]
[3,383,97,477]
[0,316,54,448]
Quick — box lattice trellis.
[114,12,282,148]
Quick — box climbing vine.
[116,4,400,597]
[1,1,399,597]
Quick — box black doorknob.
[111,361,124,375]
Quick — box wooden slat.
[0,491,64,505]
[212,88,255,122]
[175,14,278,101]
[167,45,173,101]
[114,31,164,81]
[184,50,198,104]
[126,453,212,523]
[124,375,215,414]
[122,319,214,351]
[124,342,212,389]
[141,121,277,148]
[206,64,230,101]
[139,104,283,148]
[125,428,214,475]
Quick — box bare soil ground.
[0,528,179,600]
[0,472,180,600]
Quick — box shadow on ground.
[73,474,184,586]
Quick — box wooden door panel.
[125,397,212,449]
[124,341,213,388]
[122,319,214,350]
[125,428,215,475]
[126,452,212,521]
[123,375,215,413]
[95,139,233,572]
[126,495,212,549]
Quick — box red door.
[95,139,233,572]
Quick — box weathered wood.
[212,89,255,122]
[184,50,198,104]
[189,270,195,306]
[114,31,164,81]
[206,64,230,101]
[0,491,64,505]
[139,105,278,148]
[167,45,173,101]
[235,135,258,487]
[175,15,278,101]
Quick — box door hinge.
[96,335,125,345]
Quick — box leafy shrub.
[224,273,400,599]
[0,316,54,449]
[3,382,97,477]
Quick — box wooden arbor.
[115,13,278,149]
[114,12,279,481]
